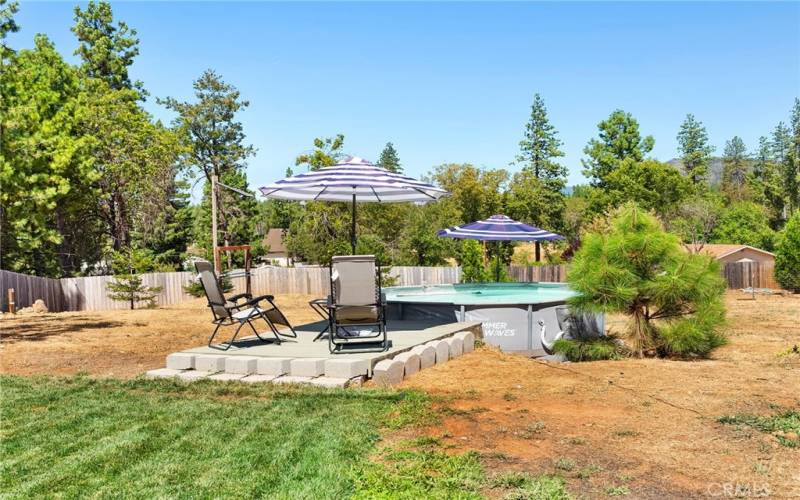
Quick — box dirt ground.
[399,292,800,498]
[1,291,798,497]
[0,295,321,377]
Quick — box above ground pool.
[385,282,603,356]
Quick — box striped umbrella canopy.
[260,156,448,253]
[437,214,564,241]
[438,214,564,281]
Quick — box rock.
[392,351,421,377]
[32,299,48,313]
[372,359,404,386]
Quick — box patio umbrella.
[437,214,564,281]
[260,156,448,254]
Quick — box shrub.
[552,337,624,361]
[459,239,489,283]
[774,210,800,292]
[568,203,727,358]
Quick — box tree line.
[2,0,799,282]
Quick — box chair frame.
[195,262,297,351]
[327,257,388,354]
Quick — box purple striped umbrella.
[260,156,448,253]
[437,214,564,241]
[438,214,564,280]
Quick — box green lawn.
[0,375,429,499]
[0,375,573,499]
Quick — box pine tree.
[72,0,141,93]
[676,113,714,185]
[772,122,794,217]
[568,203,727,358]
[582,110,655,187]
[788,98,800,214]
[517,94,567,183]
[721,136,749,200]
[0,35,102,276]
[0,0,18,61]
[106,247,162,309]
[161,70,257,259]
[509,94,567,230]
[748,136,784,225]
[377,142,402,173]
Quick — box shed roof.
[694,244,774,260]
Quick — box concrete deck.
[178,319,481,373]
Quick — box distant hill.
[666,157,725,186]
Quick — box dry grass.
[0,295,320,378]
[2,291,799,497]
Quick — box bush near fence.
[0,262,784,313]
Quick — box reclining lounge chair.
[195,261,296,350]
[327,255,388,353]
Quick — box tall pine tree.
[72,0,141,93]
[161,70,259,261]
[507,94,567,230]
[377,142,402,173]
[516,93,567,183]
[749,136,784,226]
[721,136,749,201]
[676,113,714,185]
[788,98,800,214]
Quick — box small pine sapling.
[567,203,727,358]
[107,247,163,309]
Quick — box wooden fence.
[721,262,780,290]
[507,265,568,283]
[0,262,785,313]
[0,265,463,313]
[0,270,64,312]
[60,272,196,311]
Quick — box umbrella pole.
[351,192,357,255]
[495,241,500,282]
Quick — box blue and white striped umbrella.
[259,156,448,203]
[437,214,564,241]
[260,156,448,253]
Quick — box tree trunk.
[628,306,653,358]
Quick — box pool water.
[384,282,576,306]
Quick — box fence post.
[7,288,15,314]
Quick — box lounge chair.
[195,261,296,350]
[327,255,388,353]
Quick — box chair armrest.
[244,294,275,307]
[228,293,252,303]
[380,292,387,306]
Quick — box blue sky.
[11,1,800,192]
